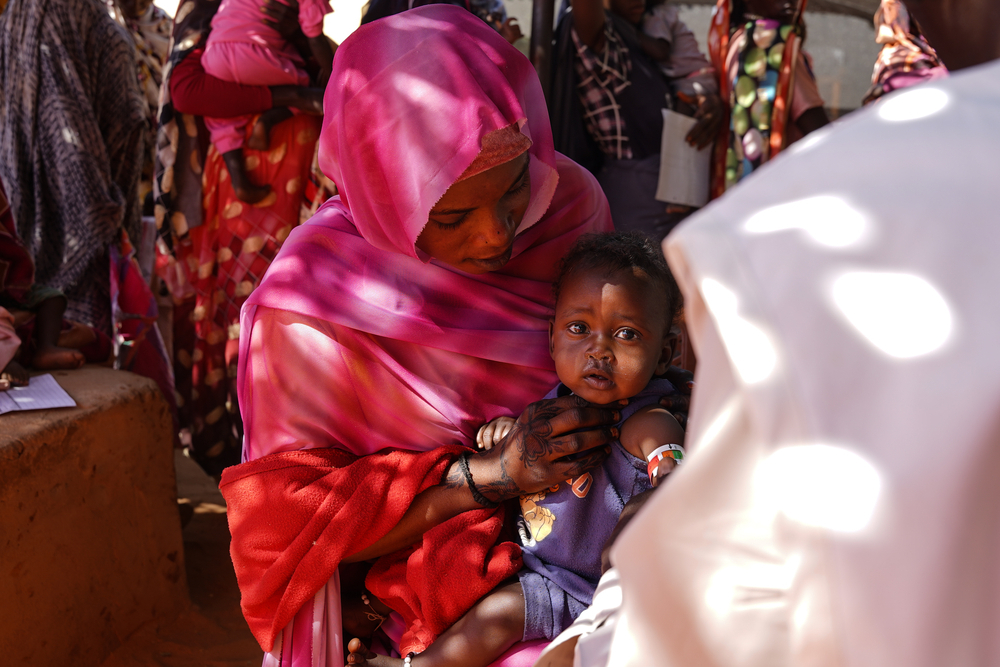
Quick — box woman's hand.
[467,395,622,503]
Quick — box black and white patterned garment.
[0,0,146,332]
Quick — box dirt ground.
[99,452,263,667]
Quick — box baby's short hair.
[554,231,683,330]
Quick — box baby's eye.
[615,328,639,341]
[568,322,588,335]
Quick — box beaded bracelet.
[458,452,500,508]
[403,653,416,665]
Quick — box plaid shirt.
[572,20,634,160]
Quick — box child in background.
[0,180,110,388]
[346,231,686,667]
[202,0,334,203]
[639,0,718,113]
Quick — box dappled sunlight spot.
[701,278,777,384]
[831,271,952,358]
[744,195,867,248]
[756,444,881,533]
[878,87,949,122]
[705,555,801,618]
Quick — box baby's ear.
[548,319,555,358]
[656,328,679,375]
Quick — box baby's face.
[550,268,672,405]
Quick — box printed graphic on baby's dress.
[518,486,557,547]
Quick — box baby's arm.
[620,405,685,486]
[476,416,517,450]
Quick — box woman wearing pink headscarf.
[219,6,624,666]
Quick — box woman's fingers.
[549,423,618,457]
[543,395,621,436]
[553,446,611,480]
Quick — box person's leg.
[222,147,271,204]
[247,107,294,151]
[346,581,526,667]
[31,295,85,370]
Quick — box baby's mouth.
[582,366,614,390]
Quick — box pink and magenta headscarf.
[238,4,611,459]
[228,7,611,658]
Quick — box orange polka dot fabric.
[170,113,332,473]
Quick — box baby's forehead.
[557,267,670,315]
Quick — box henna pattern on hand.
[441,459,466,490]
[475,457,523,503]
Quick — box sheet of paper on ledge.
[0,373,77,415]
[655,108,711,208]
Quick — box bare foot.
[223,149,273,204]
[1,360,29,388]
[234,182,273,204]
[341,592,392,639]
[33,345,85,370]
[57,320,97,350]
[346,638,404,667]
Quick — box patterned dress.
[154,0,334,473]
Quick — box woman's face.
[416,152,531,274]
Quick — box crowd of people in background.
[0,0,970,664]
[0,0,946,456]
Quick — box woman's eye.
[431,217,465,230]
[616,328,639,341]
[568,323,587,335]
[505,175,529,197]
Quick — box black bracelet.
[458,452,499,508]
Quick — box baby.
[347,231,686,667]
[202,0,334,203]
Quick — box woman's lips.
[471,246,513,269]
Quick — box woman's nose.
[479,208,516,246]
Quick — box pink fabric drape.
[232,6,612,665]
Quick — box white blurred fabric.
[571,59,1000,667]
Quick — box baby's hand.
[476,416,517,450]
[649,456,678,487]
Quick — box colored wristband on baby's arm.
[647,443,684,484]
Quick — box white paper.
[655,108,712,208]
[0,373,77,415]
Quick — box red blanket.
[220,446,522,653]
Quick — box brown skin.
[549,268,674,405]
[416,153,531,275]
[550,267,683,481]
[342,154,622,566]
[906,0,1000,70]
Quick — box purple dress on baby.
[518,378,675,641]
